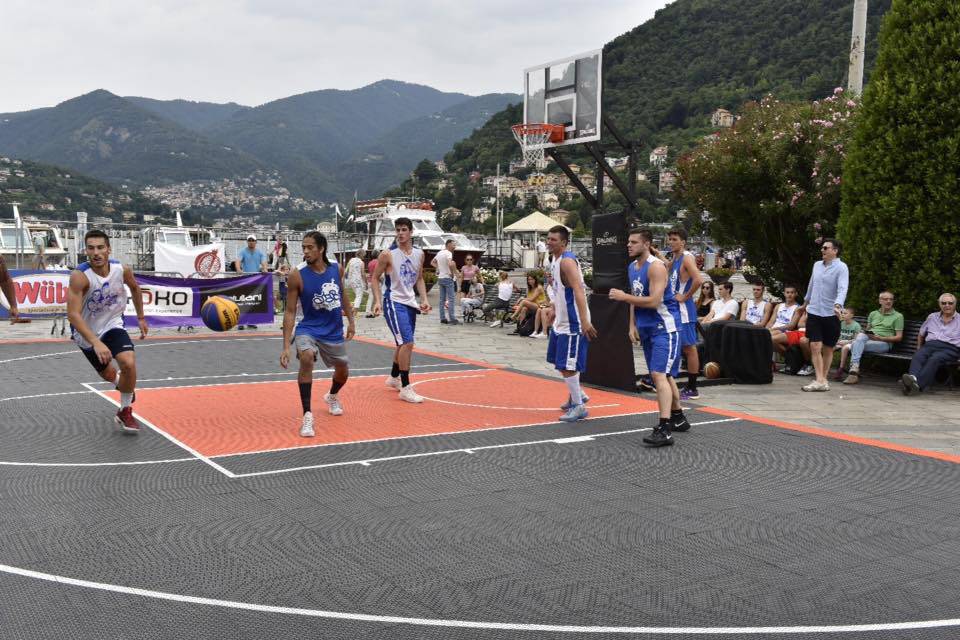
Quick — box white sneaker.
[398,386,424,403]
[529,332,541,338]
[385,376,401,390]
[324,393,343,416]
[299,411,315,437]
[533,332,548,339]
[796,365,815,376]
[489,320,502,328]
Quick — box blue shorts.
[679,321,698,348]
[79,328,135,373]
[639,327,680,377]
[547,331,588,372]
[383,299,418,346]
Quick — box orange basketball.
[703,362,721,379]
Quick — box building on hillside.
[605,155,629,169]
[37,203,55,211]
[482,176,498,189]
[548,208,571,225]
[567,163,581,175]
[540,193,560,210]
[472,206,491,224]
[434,160,447,174]
[508,159,526,174]
[121,211,138,221]
[659,169,677,193]
[650,146,669,167]
[316,221,336,234]
[436,178,451,190]
[441,206,462,220]
[711,108,735,128]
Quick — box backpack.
[516,313,536,337]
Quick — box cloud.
[0,0,671,112]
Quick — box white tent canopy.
[502,211,569,234]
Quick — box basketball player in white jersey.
[545,225,596,422]
[371,217,432,403]
[66,230,148,433]
[741,283,772,327]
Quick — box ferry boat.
[342,198,483,268]
[0,205,69,268]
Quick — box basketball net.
[511,123,564,170]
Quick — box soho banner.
[0,270,274,328]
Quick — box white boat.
[0,205,69,268]
[343,198,483,268]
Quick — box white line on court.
[0,336,283,366]
[81,383,236,478]
[410,374,620,411]
[0,561,957,635]
[0,390,96,403]
[0,457,197,468]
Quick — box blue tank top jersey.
[669,250,697,324]
[629,255,680,332]
[295,261,344,343]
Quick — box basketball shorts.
[679,321,698,348]
[639,327,680,377]
[294,334,348,367]
[805,313,840,347]
[383,299,418,346]
[786,328,806,346]
[547,331,588,372]
[79,328,135,373]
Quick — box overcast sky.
[0,0,672,113]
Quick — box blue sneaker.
[558,403,589,422]
[560,393,590,411]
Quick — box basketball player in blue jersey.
[545,225,596,422]
[371,217,432,403]
[66,230,148,434]
[280,231,355,438]
[667,227,704,400]
[610,228,691,447]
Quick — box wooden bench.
[853,315,959,386]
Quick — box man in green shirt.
[843,291,903,384]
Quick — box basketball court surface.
[2,333,960,639]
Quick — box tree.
[413,159,439,184]
[838,0,960,318]
[677,92,857,293]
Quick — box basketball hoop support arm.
[545,147,598,209]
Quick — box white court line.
[0,458,196,468]
[410,375,620,411]
[0,390,96,403]
[81,383,235,478]
[1,562,957,635]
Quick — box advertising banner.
[0,270,274,328]
[154,242,226,277]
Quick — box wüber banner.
[0,270,274,328]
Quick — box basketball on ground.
[704,362,721,379]
[200,296,240,332]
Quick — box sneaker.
[449,319,460,325]
[114,406,139,434]
[796,365,815,376]
[489,320,503,328]
[299,411,315,437]
[440,319,449,324]
[842,373,859,385]
[901,373,920,396]
[638,376,655,391]
[780,365,793,375]
[385,376,402,390]
[679,387,700,401]
[530,332,542,338]
[560,393,590,411]
[399,386,424,403]
[558,403,588,422]
[324,393,343,416]
[802,380,830,392]
[533,332,548,339]
[670,413,691,432]
[642,426,674,447]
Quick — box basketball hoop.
[511,123,565,168]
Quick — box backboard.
[523,49,602,148]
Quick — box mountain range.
[0,81,519,201]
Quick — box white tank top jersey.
[745,299,768,325]
[773,302,799,328]
[72,260,127,349]
[550,250,590,335]
[385,246,424,309]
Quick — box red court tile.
[108,369,658,457]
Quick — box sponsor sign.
[154,242,226,277]
[0,271,72,317]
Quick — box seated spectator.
[485,271,514,327]
[766,285,802,331]
[702,282,739,324]
[511,273,546,333]
[531,273,555,339]
[460,280,485,318]
[902,293,960,395]
[833,307,863,380]
[772,308,813,375]
[696,281,716,318]
[741,282,772,326]
[843,291,904,385]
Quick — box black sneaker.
[901,373,920,396]
[638,376,655,391]
[671,413,691,432]
[642,426,674,447]
[440,319,449,324]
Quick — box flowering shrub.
[479,268,500,285]
[677,90,858,294]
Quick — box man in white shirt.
[702,282,739,323]
[537,237,547,267]
[343,250,367,313]
[431,239,459,325]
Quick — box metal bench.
[478,284,526,325]
[853,315,959,387]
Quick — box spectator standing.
[365,256,379,317]
[536,237,548,268]
[843,291,903,385]
[235,234,268,329]
[344,250,367,313]
[277,264,291,315]
[459,254,479,307]
[902,293,960,395]
[432,239,459,325]
[801,239,849,391]
[833,308,863,379]
[702,282,739,323]
[485,271,514,328]
[741,283,772,327]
